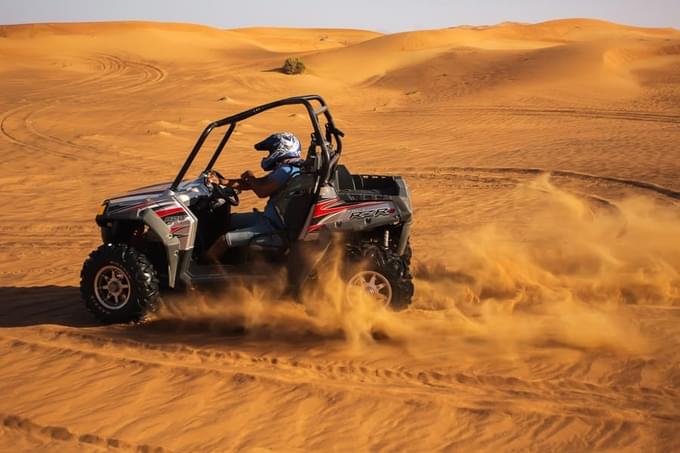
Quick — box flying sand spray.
[157,176,679,356]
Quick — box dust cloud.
[156,176,679,355]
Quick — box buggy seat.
[249,155,319,248]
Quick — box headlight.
[97,203,107,215]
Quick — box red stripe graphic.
[312,199,381,219]
[311,198,348,218]
[155,206,185,218]
[307,199,383,232]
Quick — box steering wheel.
[205,170,240,206]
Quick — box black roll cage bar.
[170,95,344,191]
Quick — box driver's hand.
[240,170,255,183]
[206,171,221,185]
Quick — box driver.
[204,132,304,264]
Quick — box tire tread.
[80,243,160,323]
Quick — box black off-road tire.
[346,243,414,310]
[80,244,160,324]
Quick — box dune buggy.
[80,95,414,323]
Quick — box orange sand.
[1,19,679,451]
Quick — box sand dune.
[1,19,680,451]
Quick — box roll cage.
[170,95,344,191]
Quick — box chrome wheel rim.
[347,271,392,306]
[94,265,132,310]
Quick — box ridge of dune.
[0,20,228,37]
[231,27,383,52]
[234,26,382,39]
[301,27,560,85]
[0,21,384,57]
[529,17,680,34]
[298,18,680,97]
[3,18,675,37]
[480,18,680,45]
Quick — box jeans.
[224,212,277,247]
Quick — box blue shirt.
[264,164,301,227]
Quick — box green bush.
[282,57,306,75]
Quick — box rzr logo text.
[349,208,392,219]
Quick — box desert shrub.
[282,57,306,75]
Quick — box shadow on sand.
[0,286,346,348]
[0,286,99,328]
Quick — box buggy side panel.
[97,194,196,288]
[142,209,181,288]
[328,165,413,255]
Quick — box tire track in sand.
[29,54,166,96]
[2,296,678,450]
[396,166,680,201]
[0,53,166,164]
[1,413,170,452]
[386,106,680,125]
[86,54,166,93]
[486,106,680,125]
[2,330,677,425]
[1,331,676,450]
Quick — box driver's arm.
[243,173,283,198]
[207,171,246,190]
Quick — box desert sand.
[1,18,680,451]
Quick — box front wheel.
[80,244,160,323]
[345,244,414,310]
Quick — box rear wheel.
[80,244,160,323]
[345,243,414,310]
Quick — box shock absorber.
[384,229,390,249]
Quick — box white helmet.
[254,132,302,171]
